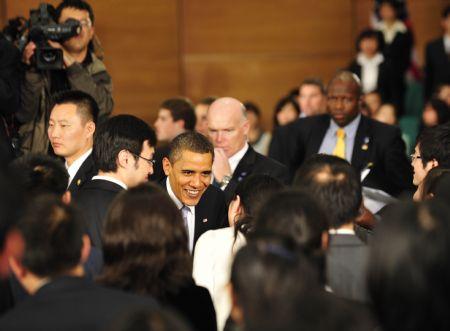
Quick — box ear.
[86,121,95,137]
[242,119,250,136]
[175,119,186,131]
[62,190,71,205]
[162,157,172,176]
[431,159,439,168]
[117,149,131,169]
[80,235,91,264]
[321,231,329,250]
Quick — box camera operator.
[17,0,113,154]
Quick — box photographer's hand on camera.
[47,40,76,68]
[22,42,37,66]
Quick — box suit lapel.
[68,154,96,193]
[351,116,372,172]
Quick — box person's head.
[99,183,191,298]
[363,91,382,116]
[293,154,362,229]
[230,240,319,331]
[298,78,327,117]
[273,95,300,127]
[154,97,196,142]
[207,97,249,158]
[327,71,362,127]
[368,199,450,331]
[93,115,156,187]
[442,5,450,35]
[422,98,450,128]
[48,90,98,165]
[356,29,384,58]
[10,194,90,293]
[374,103,397,125]
[435,84,450,106]
[55,0,95,55]
[243,101,262,131]
[163,131,214,206]
[229,174,284,230]
[379,0,399,23]
[9,154,70,202]
[412,123,450,186]
[195,96,216,136]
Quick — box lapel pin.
[362,137,370,151]
[202,218,208,223]
[77,179,81,186]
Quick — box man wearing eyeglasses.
[74,114,156,252]
[17,0,113,154]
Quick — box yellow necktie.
[333,128,346,159]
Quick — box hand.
[212,148,232,183]
[47,40,76,67]
[22,42,36,65]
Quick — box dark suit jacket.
[73,179,124,249]
[0,276,156,331]
[347,59,392,103]
[162,180,228,248]
[223,146,288,203]
[269,114,413,196]
[425,37,450,100]
[149,144,170,183]
[67,154,97,197]
[326,233,369,303]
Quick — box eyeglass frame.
[410,154,422,162]
[129,151,156,166]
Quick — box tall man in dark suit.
[424,5,450,101]
[74,115,156,250]
[0,195,155,331]
[270,71,412,200]
[48,90,99,196]
[207,97,287,202]
[162,132,227,253]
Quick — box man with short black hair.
[162,131,227,252]
[48,90,99,195]
[75,114,156,250]
[0,195,155,331]
[294,154,369,302]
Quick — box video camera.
[8,3,81,70]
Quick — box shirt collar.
[356,52,384,66]
[66,149,92,186]
[91,175,127,190]
[228,143,249,173]
[330,114,361,139]
[444,35,450,54]
[166,178,194,211]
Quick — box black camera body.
[28,3,81,70]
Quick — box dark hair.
[168,131,214,164]
[160,98,196,131]
[420,167,450,199]
[9,153,68,198]
[98,183,192,299]
[197,96,217,106]
[232,174,285,237]
[368,199,450,331]
[56,0,95,24]
[417,122,450,168]
[230,240,320,331]
[51,90,99,124]
[443,5,450,19]
[355,28,384,53]
[300,78,326,95]
[427,98,450,126]
[111,307,193,331]
[19,194,84,277]
[293,154,362,228]
[243,101,261,118]
[273,95,300,127]
[93,115,156,172]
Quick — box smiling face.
[58,7,94,54]
[327,79,361,127]
[48,103,94,165]
[163,150,212,206]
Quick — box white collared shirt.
[376,20,407,44]
[91,175,127,190]
[228,143,249,175]
[166,178,195,253]
[66,149,92,187]
[328,228,356,235]
[356,53,384,94]
[444,35,450,54]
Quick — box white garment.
[376,20,407,44]
[166,179,195,252]
[356,53,384,94]
[193,227,246,331]
[91,175,127,190]
[444,35,450,54]
[66,148,92,187]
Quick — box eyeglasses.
[130,152,156,166]
[410,154,422,162]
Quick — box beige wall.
[1,0,447,129]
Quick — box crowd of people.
[0,0,450,331]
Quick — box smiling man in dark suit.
[271,71,412,199]
[162,131,227,253]
[48,90,99,196]
[207,97,287,203]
